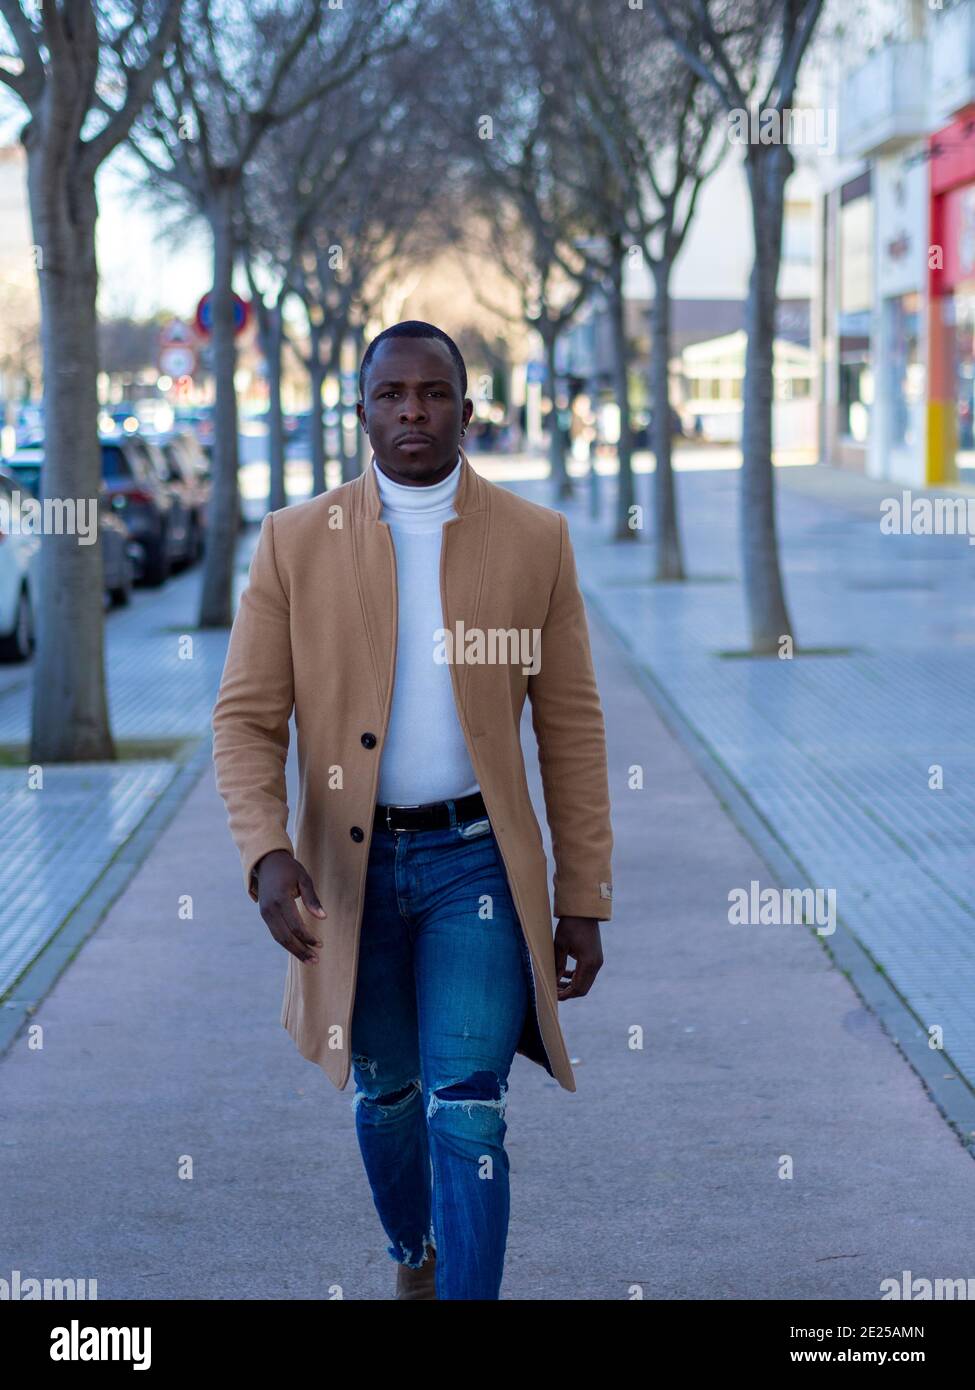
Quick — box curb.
[581,580,975,1159]
[0,734,214,1058]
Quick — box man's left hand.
[553,916,604,1000]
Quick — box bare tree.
[552,1,731,578]
[647,0,825,649]
[426,0,598,501]
[0,0,180,762]
[244,47,425,499]
[287,105,448,489]
[241,115,366,511]
[131,0,412,626]
[455,199,588,498]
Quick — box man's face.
[357,336,474,484]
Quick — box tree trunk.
[542,331,571,499]
[25,132,114,762]
[741,144,795,653]
[198,177,241,629]
[650,258,684,581]
[607,248,636,540]
[308,323,327,496]
[265,302,286,512]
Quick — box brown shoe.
[395,1248,437,1300]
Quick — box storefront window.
[886,292,924,448]
[839,355,873,442]
[838,189,873,442]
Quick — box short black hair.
[358,320,468,400]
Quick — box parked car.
[14,404,44,448]
[142,437,198,568]
[144,430,211,563]
[101,434,193,585]
[0,469,40,660]
[173,406,215,449]
[1,445,43,495]
[2,448,137,608]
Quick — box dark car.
[2,448,136,608]
[101,435,192,586]
[144,430,211,565]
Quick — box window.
[101,445,131,479]
[886,292,923,448]
[838,183,874,442]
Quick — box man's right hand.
[255,850,326,964]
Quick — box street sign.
[195,291,250,339]
[159,345,196,378]
[160,318,194,347]
[158,319,198,379]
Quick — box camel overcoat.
[210,449,613,1093]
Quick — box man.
[211,320,613,1301]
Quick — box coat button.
[350,826,364,842]
[360,732,377,748]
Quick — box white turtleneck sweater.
[373,454,481,807]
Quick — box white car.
[0,471,39,661]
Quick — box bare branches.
[0,1,43,102]
[81,0,184,174]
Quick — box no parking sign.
[194,291,250,339]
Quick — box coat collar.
[354,445,485,522]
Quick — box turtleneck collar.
[372,452,462,520]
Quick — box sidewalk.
[0,553,249,1022]
[507,456,975,1133]
[1,459,974,1298]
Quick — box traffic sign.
[159,345,196,378]
[160,318,194,347]
[195,291,250,339]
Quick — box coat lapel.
[350,447,490,725]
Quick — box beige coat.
[211,450,613,1093]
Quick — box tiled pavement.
[506,459,975,1089]
[0,551,253,998]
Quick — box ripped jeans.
[350,805,533,1300]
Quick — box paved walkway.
[505,459,975,1107]
[0,555,244,1001]
[1,457,974,1298]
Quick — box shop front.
[928,106,975,484]
[821,169,874,472]
[871,152,928,485]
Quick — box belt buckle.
[386,803,422,833]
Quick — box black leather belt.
[374,790,488,833]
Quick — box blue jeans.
[349,804,534,1300]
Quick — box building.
[555,136,819,446]
[820,0,975,485]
